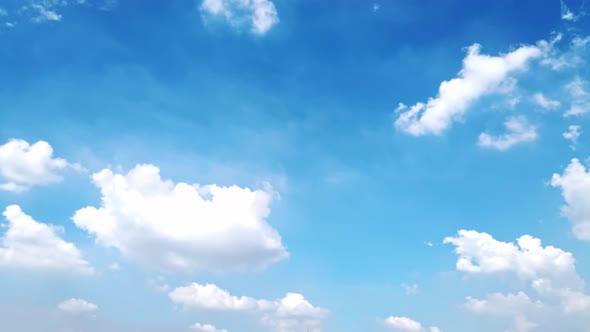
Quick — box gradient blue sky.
[0,0,590,331]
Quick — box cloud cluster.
[395,43,541,136]
[72,164,288,272]
[0,139,79,193]
[170,282,327,332]
[0,205,93,275]
[201,0,279,34]
[446,230,590,329]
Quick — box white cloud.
[29,4,62,23]
[383,316,423,332]
[551,159,590,240]
[563,125,581,147]
[465,292,542,315]
[190,323,227,332]
[169,282,327,332]
[533,93,561,110]
[382,316,441,332]
[0,205,93,275]
[108,263,120,271]
[478,116,538,151]
[395,43,542,136]
[0,139,78,193]
[57,298,98,314]
[564,78,590,116]
[444,230,582,288]
[72,164,288,272]
[532,278,590,314]
[560,0,579,21]
[511,315,538,332]
[402,283,418,295]
[201,0,279,35]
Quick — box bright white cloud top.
[0,139,78,193]
[551,158,590,240]
[0,205,93,275]
[58,298,98,314]
[72,164,288,272]
[201,0,279,34]
[395,43,542,136]
[170,282,327,332]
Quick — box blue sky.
[0,0,590,331]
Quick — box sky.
[0,0,590,331]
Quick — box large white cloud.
[58,298,98,314]
[0,139,79,193]
[201,0,279,34]
[478,116,538,151]
[169,282,327,332]
[382,316,441,332]
[551,158,590,241]
[0,205,93,275]
[72,164,288,272]
[443,230,581,288]
[394,43,542,136]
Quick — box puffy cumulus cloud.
[0,139,79,193]
[382,316,441,332]
[57,298,98,314]
[201,0,279,35]
[190,323,227,332]
[394,43,542,136]
[465,292,542,315]
[0,205,93,275]
[169,282,327,332]
[478,116,538,151]
[72,164,288,272]
[551,159,590,241]
[443,230,582,288]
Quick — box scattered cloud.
[108,263,120,271]
[533,93,561,110]
[58,298,98,314]
[395,43,542,136]
[170,282,327,332]
[564,78,590,116]
[200,0,279,35]
[560,0,580,21]
[0,139,79,193]
[402,283,418,295]
[382,316,441,332]
[0,205,93,275]
[551,159,590,241]
[563,125,581,148]
[373,3,380,12]
[465,292,542,315]
[478,116,538,151]
[28,3,62,23]
[72,164,288,272]
[190,323,228,332]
